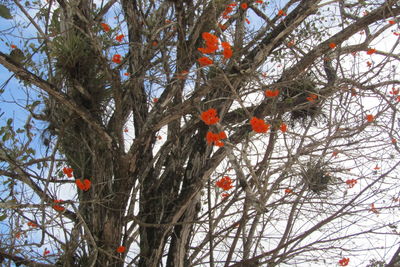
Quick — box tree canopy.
[0,0,400,266]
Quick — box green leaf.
[0,214,7,221]
[0,4,12,20]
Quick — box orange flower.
[280,123,287,133]
[101,23,111,32]
[75,179,91,191]
[221,192,230,198]
[366,114,374,122]
[241,3,248,9]
[367,61,372,67]
[123,72,130,76]
[255,0,263,3]
[52,200,65,212]
[329,42,336,49]
[338,257,349,266]
[373,165,380,170]
[221,42,233,59]
[332,151,339,157]
[112,54,122,64]
[306,93,318,102]
[27,221,38,228]
[278,9,286,16]
[201,109,220,125]
[389,20,396,25]
[124,128,129,133]
[250,117,270,133]
[10,44,17,49]
[245,18,250,24]
[367,48,376,55]
[198,57,213,66]
[206,131,227,146]
[62,167,73,178]
[287,40,295,47]
[284,188,292,194]
[115,34,124,42]
[218,23,227,30]
[216,176,234,191]
[345,179,357,188]
[265,89,279,98]
[116,246,126,253]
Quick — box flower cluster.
[250,117,270,133]
[112,54,122,64]
[366,114,374,122]
[63,167,73,178]
[197,32,233,66]
[345,179,357,188]
[338,257,349,266]
[306,93,318,102]
[206,131,227,147]
[216,176,234,191]
[367,48,376,55]
[76,179,91,191]
[265,89,279,98]
[280,122,287,133]
[52,199,65,212]
[116,245,126,253]
[201,109,220,125]
[101,23,110,32]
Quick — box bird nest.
[280,77,325,124]
[301,163,334,194]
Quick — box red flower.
[367,48,376,55]
[62,167,73,178]
[221,42,233,59]
[373,165,380,170]
[206,131,227,146]
[101,23,111,32]
[116,246,126,253]
[245,18,250,24]
[52,200,65,212]
[284,188,292,194]
[250,117,270,133]
[392,138,397,144]
[112,54,122,64]
[306,93,318,102]
[241,3,248,9]
[201,109,220,125]
[43,249,50,257]
[329,42,336,49]
[27,221,38,228]
[278,9,286,16]
[198,32,219,54]
[123,72,130,76]
[389,20,396,25]
[115,34,124,42]
[265,89,279,98]
[389,88,399,95]
[255,0,263,3]
[366,114,374,122]
[216,176,234,191]
[198,57,213,66]
[280,123,287,133]
[221,192,230,198]
[338,257,349,266]
[153,98,159,103]
[345,179,357,188]
[75,179,91,191]
[10,44,17,49]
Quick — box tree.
[0,0,400,266]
